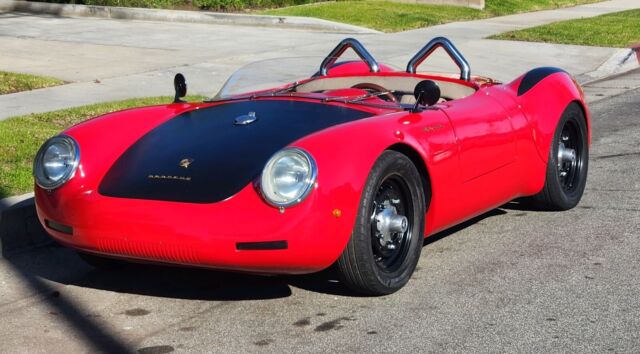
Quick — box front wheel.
[336,151,426,295]
[533,102,589,210]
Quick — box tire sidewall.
[547,103,589,208]
[353,151,426,293]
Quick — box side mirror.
[173,73,187,103]
[410,80,440,113]
[413,80,440,107]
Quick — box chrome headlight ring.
[33,135,80,190]
[259,148,317,208]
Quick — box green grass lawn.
[0,71,64,95]
[491,9,640,47]
[0,96,205,199]
[260,0,603,32]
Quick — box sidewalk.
[0,0,380,33]
[0,0,639,120]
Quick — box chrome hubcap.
[375,201,409,250]
[556,119,583,193]
[557,141,577,177]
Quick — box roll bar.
[406,37,471,82]
[319,38,380,76]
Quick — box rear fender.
[509,67,591,165]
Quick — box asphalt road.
[0,72,639,353]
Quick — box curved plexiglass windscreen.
[213,57,326,100]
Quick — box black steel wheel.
[337,150,426,295]
[533,102,589,210]
[369,176,414,273]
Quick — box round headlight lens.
[260,148,317,207]
[34,135,80,190]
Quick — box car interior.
[295,75,477,104]
[297,37,477,105]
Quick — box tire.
[533,102,589,210]
[77,252,126,269]
[336,150,426,295]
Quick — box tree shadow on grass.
[0,184,11,200]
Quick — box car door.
[440,92,516,182]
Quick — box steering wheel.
[351,83,398,103]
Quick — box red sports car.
[34,37,590,295]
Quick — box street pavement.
[1,0,640,119]
[0,73,638,353]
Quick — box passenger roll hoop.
[319,38,380,76]
[406,37,471,82]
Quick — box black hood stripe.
[99,100,373,203]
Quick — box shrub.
[193,0,321,11]
[30,0,325,11]
[84,0,190,9]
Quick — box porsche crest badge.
[179,158,194,169]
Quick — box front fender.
[61,103,202,196]
[292,109,446,249]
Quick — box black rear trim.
[518,67,567,96]
[45,219,73,235]
[236,241,288,251]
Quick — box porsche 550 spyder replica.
[34,37,589,295]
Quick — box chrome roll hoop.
[319,38,380,76]
[406,37,471,82]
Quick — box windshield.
[210,57,420,110]
[213,57,325,100]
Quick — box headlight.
[33,135,80,190]
[260,148,317,207]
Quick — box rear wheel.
[337,151,426,295]
[533,102,589,210]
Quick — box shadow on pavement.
[7,205,513,301]
[8,245,294,301]
[1,203,513,351]
[1,202,515,353]
[0,9,67,19]
[76,264,295,301]
[0,195,53,257]
[423,208,507,247]
[500,197,546,212]
[5,250,137,353]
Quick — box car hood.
[98,99,373,203]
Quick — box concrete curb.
[0,0,381,34]
[578,46,640,85]
[0,193,53,258]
